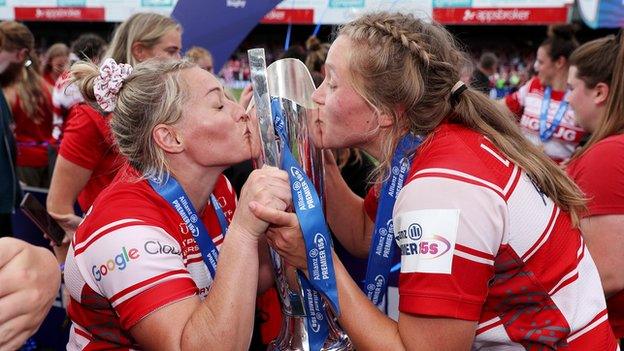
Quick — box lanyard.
[539,86,569,142]
[364,133,422,306]
[149,176,228,278]
[271,97,339,350]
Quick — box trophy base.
[267,315,353,351]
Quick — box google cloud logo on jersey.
[92,247,140,281]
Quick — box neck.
[167,157,225,213]
[551,70,568,91]
[361,135,384,161]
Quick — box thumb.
[249,201,297,227]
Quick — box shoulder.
[410,124,517,197]
[76,176,173,242]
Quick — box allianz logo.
[226,0,246,8]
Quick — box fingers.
[249,202,298,227]
[0,238,25,271]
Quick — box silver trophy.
[248,49,353,351]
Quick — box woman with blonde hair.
[253,12,617,349]
[566,31,624,341]
[0,21,54,187]
[64,57,289,350]
[42,42,69,86]
[185,46,213,73]
[47,13,182,261]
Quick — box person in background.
[505,25,584,164]
[0,21,54,188]
[0,27,22,237]
[0,237,61,351]
[253,12,617,350]
[566,31,624,343]
[470,51,497,95]
[51,33,107,141]
[42,43,69,87]
[47,13,182,263]
[185,46,213,73]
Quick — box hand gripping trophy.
[248,48,353,351]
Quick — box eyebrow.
[205,86,222,97]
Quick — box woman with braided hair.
[252,12,618,350]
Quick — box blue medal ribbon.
[149,176,228,278]
[271,98,339,349]
[364,133,422,306]
[539,86,569,142]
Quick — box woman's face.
[50,54,69,75]
[176,66,260,167]
[142,28,182,62]
[535,46,558,86]
[310,35,381,150]
[567,66,604,133]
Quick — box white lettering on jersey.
[394,209,460,274]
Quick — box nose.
[233,102,248,122]
[312,86,324,106]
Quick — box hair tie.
[450,81,467,107]
[94,58,133,112]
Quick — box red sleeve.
[505,90,523,117]
[568,139,624,216]
[363,185,379,221]
[59,105,111,170]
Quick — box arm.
[324,150,374,258]
[47,155,91,262]
[129,167,291,351]
[131,225,262,351]
[0,238,61,351]
[580,215,624,297]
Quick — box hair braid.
[368,19,430,67]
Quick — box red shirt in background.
[567,133,624,338]
[58,104,124,211]
[13,86,54,168]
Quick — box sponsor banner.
[433,7,570,24]
[261,8,314,24]
[578,0,624,29]
[14,7,105,21]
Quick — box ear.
[131,42,149,63]
[378,111,395,128]
[153,124,184,154]
[593,82,610,106]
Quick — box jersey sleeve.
[393,176,506,321]
[505,79,531,118]
[59,106,108,170]
[570,141,624,217]
[73,222,197,330]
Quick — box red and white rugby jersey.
[393,123,617,350]
[64,168,236,350]
[505,77,586,163]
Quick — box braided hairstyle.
[339,12,586,225]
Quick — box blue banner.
[578,0,624,29]
[172,0,282,72]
